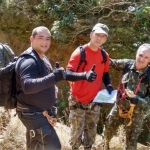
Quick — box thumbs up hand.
[53,62,66,82]
[54,62,59,69]
[91,64,96,71]
[85,64,97,82]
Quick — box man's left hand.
[125,89,134,98]
[106,85,114,95]
[125,89,138,105]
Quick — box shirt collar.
[131,62,149,76]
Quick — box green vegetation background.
[0,0,150,134]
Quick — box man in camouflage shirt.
[0,43,14,134]
[0,43,14,68]
[0,44,8,67]
[102,43,150,150]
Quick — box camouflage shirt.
[110,59,150,115]
[0,44,9,68]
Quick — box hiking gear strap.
[118,75,144,126]
[76,45,107,72]
[43,111,57,127]
[134,76,143,94]
[76,46,87,72]
[101,46,107,64]
[119,75,143,101]
[118,104,135,126]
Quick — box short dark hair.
[31,26,51,37]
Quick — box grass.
[0,108,26,150]
[0,107,149,150]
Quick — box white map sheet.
[93,89,117,104]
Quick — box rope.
[118,76,143,126]
[43,111,57,127]
[118,104,135,126]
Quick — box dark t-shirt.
[15,49,57,112]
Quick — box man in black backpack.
[15,26,65,150]
[0,43,14,68]
[0,43,14,135]
[101,43,150,150]
[0,44,9,68]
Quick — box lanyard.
[118,76,143,101]
[134,76,143,94]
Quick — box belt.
[21,109,53,116]
[22,111,43,115]
[70,101,101,110]
[21,110,57,127]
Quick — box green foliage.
[56,81,70,124]
[135,1,150,23]
[51,21,70,43]
[46,0,102,42]
[134,1,150,42]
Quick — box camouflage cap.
[92,23,109,36]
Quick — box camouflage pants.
[138,114,150,146]
[103,104,145,150]
[68,95,101,150]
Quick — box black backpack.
[76,45,107,72]
[0,43,15,67]
[0,47,42,109]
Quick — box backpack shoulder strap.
[76,45,87,72]
[147,67,150,87]
[100,46,107,64]
[146,66,150,77]
[144,66,150,86]
[19,47,42,76]
[76,45,107,72]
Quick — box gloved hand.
[106,85,114,95]
[53,62,66,82]
[125,89,138,105]
[85,64,97,82]
[54,62,59,69]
